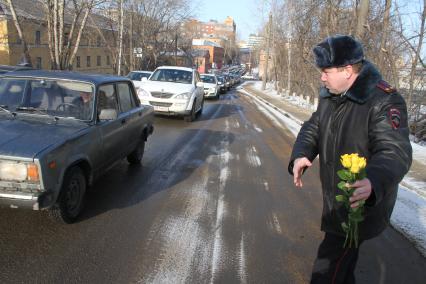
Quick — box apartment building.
[0,0,115,74]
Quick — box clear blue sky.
[194,0,263,41]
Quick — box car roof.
[0,64,33,73]
[1,69,131,85]
[156,66,194,72]
[129,70,152,73]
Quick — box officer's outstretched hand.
[293,157,312,188]
[348,178,372,208]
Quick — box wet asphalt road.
[0,87,425,284]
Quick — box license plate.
[153,106,168,112]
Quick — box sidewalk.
[240,80,426,257]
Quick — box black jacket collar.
[319,60,382,104]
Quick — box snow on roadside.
[239,85,426,257]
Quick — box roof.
[0,0,113,30]
[156,66,194,72]
[192,39,222,48]
[1,70,131,85]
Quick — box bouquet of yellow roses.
[336,153,367,248]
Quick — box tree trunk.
[68,4,91,69]
[356,0,370,39]
[6,0,32,66]
[262,13,272,90]
[407,0,426,113]
[53,0,60,69]
[378,0,391,70]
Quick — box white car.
[200,74,219,99]
[137,66,204,122]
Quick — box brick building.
[192,39,224,70]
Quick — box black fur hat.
[313,35,364,68]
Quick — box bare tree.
[44,0,100,70]
[6,0,32,65]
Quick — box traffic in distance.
[0,64,246,222]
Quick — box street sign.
[133,47,142,54]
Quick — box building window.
[106,55,110,66]
[97,56,101,66]
[35,31,41,45]
[96,36,101,47]
[17,37,22,44]
[35,57,42,69]
[76,56,80,68]
[86,56,91,67]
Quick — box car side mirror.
[141,77,148,82]
[196,82,204,88]
[98,109,118,121]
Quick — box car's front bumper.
[0,190,53,210]
[140,98,191,116]
[204,89,218,97]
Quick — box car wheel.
[184,100,196,122]
[197,98,204,117]
[49,167,86,224]
[127,137,145,164]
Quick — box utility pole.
[286,0,292,96]
[117,0,124,75]
[262,12,272,90]
[174,32,178,66]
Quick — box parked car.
[0,70,154,223]
[137,66,204,122]
[216,75,227,94]
[200,73,219,99]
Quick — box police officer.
[288,35,412,283]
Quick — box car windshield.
[200,75,216,84]
[217,76,224,83]
[150,69,192,84]
[127,72,151,81]
[0,77,94,120]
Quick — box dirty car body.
[0,70,154,223]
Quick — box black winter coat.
[289,61,412,239]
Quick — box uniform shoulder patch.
[388,108,401,129]
[377,80,396,94]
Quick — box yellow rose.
[358,157,367,170]
[350,163,360,173]
[340,154,352,168]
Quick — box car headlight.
[0,161,39,182]
[174,92,191,100]
[137,88,151,98]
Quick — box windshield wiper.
[15,106,49,115]
[0,104,18,117]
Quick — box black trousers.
[310,233,363,284]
